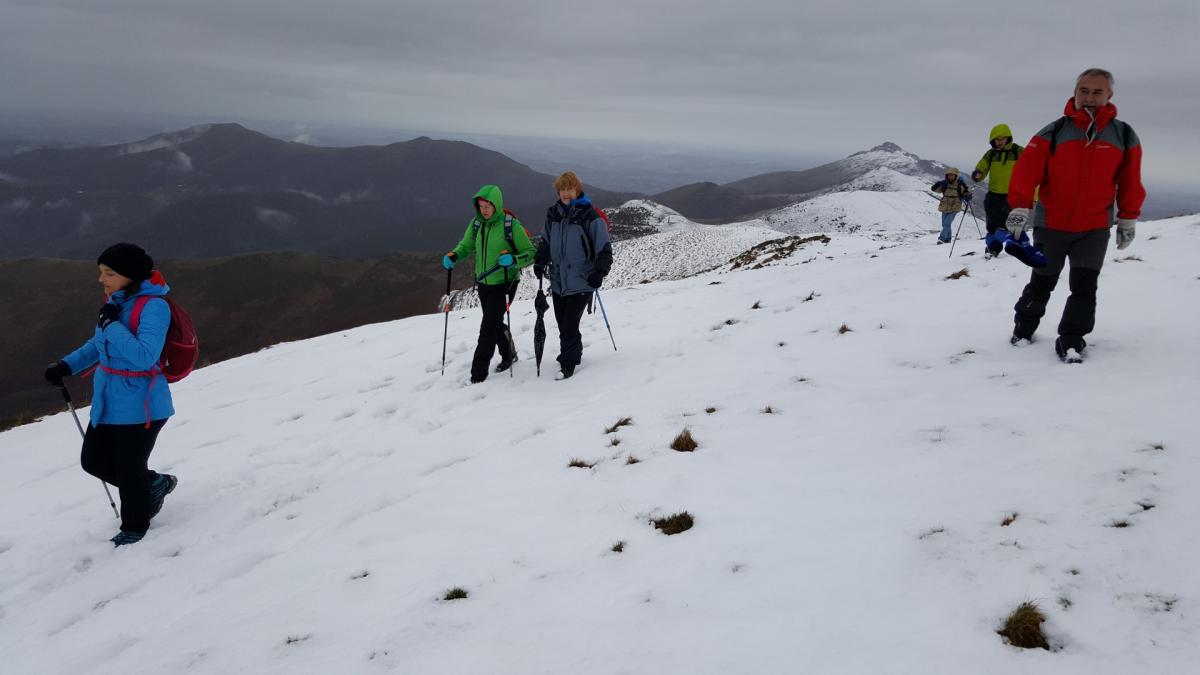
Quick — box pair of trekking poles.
[439,255,617,376]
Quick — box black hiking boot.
[110,531,145,547]
[555,364,576,381]
[148,473,177,520]
[1055,336,1086,363]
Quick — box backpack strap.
[129,296,151,334]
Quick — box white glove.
[1005,208,1030,238]
[1116,219,1136,250]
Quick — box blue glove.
[497,253,515,267]
[442,253,456,270]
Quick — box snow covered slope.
[763,188,950,238]
[1,214,1198,675]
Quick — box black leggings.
[472,281,519,380]
[81,420,166,533]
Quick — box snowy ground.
[1,213,1197,674]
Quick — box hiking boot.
[148,473,177,520]
[555,364,576,381]
[495,358,514,373]
[1055,336,1086,363]
[1010,334,1032,346]
[469,373,487,384]
[111,531,145,547]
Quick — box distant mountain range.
[0,123,635,259]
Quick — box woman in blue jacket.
[43,243,178,547]
[533,172,613,380]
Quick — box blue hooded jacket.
[534,193,613,296]
[62,278,175,426]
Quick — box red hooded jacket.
[1008,99,1145,232]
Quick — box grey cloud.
[1,0,1197,184]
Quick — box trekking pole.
[55,382,119,519]
[440,268,452,376]
[506,292,514,378]
[968,208,984,238]
[594,290,617,351]
[947,209,969,259]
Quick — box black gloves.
[44,361,71,385]
[534,264,545,280]
[98,303,120,330]
[587,271,605,288]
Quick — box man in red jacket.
[1004,68,1145,362]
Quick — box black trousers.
[1013,227,1110,345]
[984,191,1011,234]
[552,291,593,366]
[81,420,166,534]
[472,281,518,380]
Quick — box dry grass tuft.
[945,268,970,280]
[605,417,633,434]
[625,455,641,465]
[705,406,717,414]
[653,512,694,535]
[611,541,626,553]
[1108,519,1131,528]
[761,405,776,414]
[670,428,698,452]
[609,437,622,447]
[443,587,469,601]
[567,458,596,469]
[751,301,762,309]
[838,323,852,334]
[997,601,1049,650]
[1001,513,1018,527]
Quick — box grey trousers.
[1013,227,1111,345]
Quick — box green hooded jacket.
[973,124,1023,194]
[450,185,536,285]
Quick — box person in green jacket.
[972,124,1023,254]
[442,185,536,383]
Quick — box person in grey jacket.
[533,172,612,380]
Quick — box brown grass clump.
[1109,519,1130,528]
[625,455,641,465]
[670,428,698,452]
[605,417,633,434]
[705,406,717,414]
[611,541,626,553]
[761,405,776,414]
[653,512,694,535]
[945,268,970,280]
[838,323,852,334]
[609,437,622,447]
[751,301,762,309]
[568,458,596,469]
[1001,513,1018,527]
[443,587,469,601]
[997,601,1049,650]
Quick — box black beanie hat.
[97,243,154,284]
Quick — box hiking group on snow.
[38,68,1145,547]
[932,67,1144,362]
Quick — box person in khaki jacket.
[930,168,971,244]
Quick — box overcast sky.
[3,0,1197,186]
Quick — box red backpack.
[129,272,199,383]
